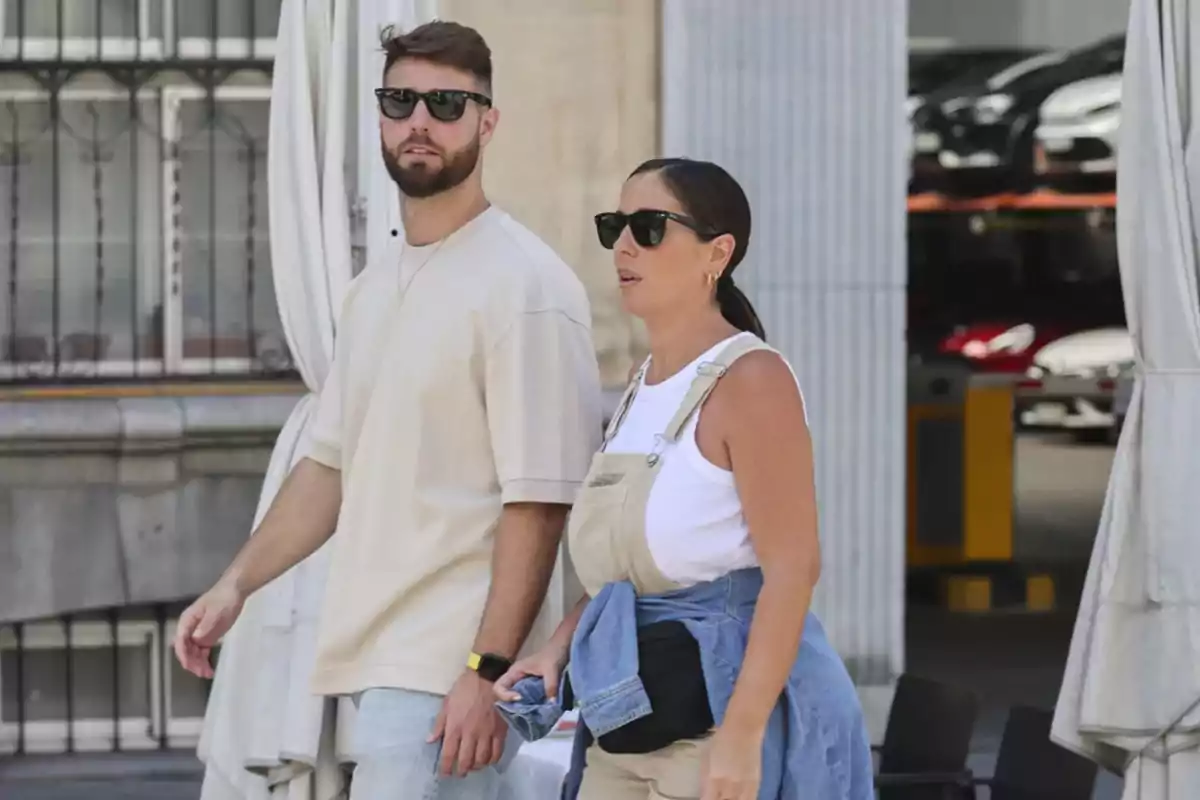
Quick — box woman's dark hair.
[629,157,766,340]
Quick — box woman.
[494,158,873,800]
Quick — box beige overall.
[566,334,773,800]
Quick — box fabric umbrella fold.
[1052,0,1200,797]
[196,0,393,797]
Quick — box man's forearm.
[219,457,342,598]
[472,502,568,659]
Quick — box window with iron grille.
[0,0,291,382]
[0,609,218,754]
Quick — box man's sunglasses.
[594,210,718,249]
[374,88,492,123]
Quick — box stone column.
[660,0,908,739]
[440,0,658,390]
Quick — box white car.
[1018,326,1133,435]
[1035,72,1122,189]
[1110,366,1135,442]
[908,51,1066,182]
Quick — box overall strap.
[662,336,775,442]
[603,357,651,445]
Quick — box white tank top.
[605,332,806,586]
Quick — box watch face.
[476,654,511,682]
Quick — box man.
[174,20,602,800]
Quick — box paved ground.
[1014,430,1116,564]
[911,431,1123,799]
[2,779,204,800]
[0,433,1126,799]
[0,753,203,800]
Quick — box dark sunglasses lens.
[628,213,666,247]
[595,214,625,249]
[379,91,416,120]
[426,92,468,122]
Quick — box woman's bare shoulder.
[708,349,807,428]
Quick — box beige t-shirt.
[304,207,603,697]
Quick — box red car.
[938,321,1068,373]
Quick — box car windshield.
[1000,35,1125,95]
[986,52,1068,91]
[910,50,1040,96]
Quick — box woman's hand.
[700,724,763,800]
[493,639,570,702]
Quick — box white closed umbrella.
[1052,0,1200,796]
[196,1,424,798]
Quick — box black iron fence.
[0,0,296,383]
[0,602,214,755]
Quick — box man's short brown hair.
[380,20,492,94]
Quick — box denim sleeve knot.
[494,674,567,742]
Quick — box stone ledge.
[0,393,302,455]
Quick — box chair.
[970,705,1098,800]
[874,674,981,799]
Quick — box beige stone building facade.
[442,0,657,388]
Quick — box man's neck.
[400,182,491,246]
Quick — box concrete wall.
[439,0,658,389]
[661,0,908,740]
[910,0,1130,49]
[0,391,299,624]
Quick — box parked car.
[909,48,1044,106]
[937,320,1066,374]
[909,50,1060,194]
[1110,366,1134,443]
[936,34,1125,197]
[1034,71,1122,194]
[909,49,1034,96]
[1016,326,1133,436]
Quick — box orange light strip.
[908,191,1117,213]
[0,381,306,401]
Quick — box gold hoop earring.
[706,272,719,288]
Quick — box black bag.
[563,620,714,755]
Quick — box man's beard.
[382,135,481,199]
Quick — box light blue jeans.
[349,688,521,800]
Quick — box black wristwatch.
[467,651,512,682]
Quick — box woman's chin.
[617,290,648,319]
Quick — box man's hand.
[494,639,570,702]
[428,670,508,778]
[173,581,245,679]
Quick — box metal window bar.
[155,604,167,750]
[108,607,120,751]
[128,83,141,371]
[13,620,25,755]
[0,0,290,384]
[63,614,73,753]
[207,79,217,369]
[15,0,25,61]
[5,104,17,369]
[51,77,61,374]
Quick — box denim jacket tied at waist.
[496,567,874,800]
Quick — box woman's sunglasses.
[374,88,493,123]
[594,210,718,249]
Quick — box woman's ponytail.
[716,276,766,341]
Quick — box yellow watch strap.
[466,652,482,671]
